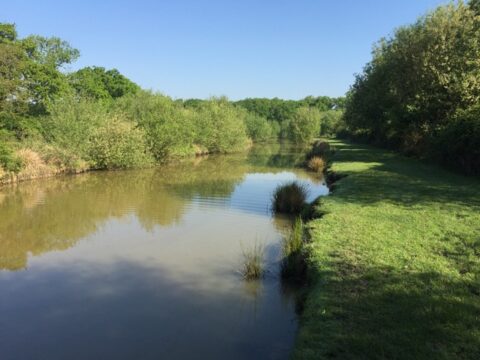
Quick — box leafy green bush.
[320,110,344,136]
[0,141,22,172]
[343,1,480,173]
[289,106,322,144]
[193,98,249,153]
[243,112,273,142]
[89,115,153,169]
[432,106,480,175]
[42,97,107,160]
[115,91,196,159]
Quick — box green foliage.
[115,91,196,159]
[0,42,29,132]
[235,96,345,140]
[21,35,80,68]
[0,136,22,172]
[115,92,250,160]
[42,97,107,159]
[69,66,139,100]
[432,106,480,175]
[289,106,322,144]
[343,2,480,173]
[320,110,344,136]
[243,112,273,142]
[0,23,17,43]
[272,181,308,214]
[89,115,153,169]
[193,98,249,153]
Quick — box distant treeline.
[0,22,344,179]
[343,0,480,175]
[182,96,346,142]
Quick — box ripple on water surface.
[0,144,328,360]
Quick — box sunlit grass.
[293,140,480,359]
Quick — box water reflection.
[0,143,328,359]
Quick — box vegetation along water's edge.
[293,139,480,359]
[0,22,344,187]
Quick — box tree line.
[0,22,344,177]
[343,0,480,175]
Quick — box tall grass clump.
[281,217,307,280]
[241,241,265,280]
[307,156,326,173]
[272,181,308,214]
[306,140,331,160]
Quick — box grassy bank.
[294,140,480,359]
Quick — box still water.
[0,143,328,360]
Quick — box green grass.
[281,217,306,280]
[293,140,480,359]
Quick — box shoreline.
[292,139,480,359]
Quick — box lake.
[0,143,328,360]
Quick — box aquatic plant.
[307,156,326,173]
[281,217,307,280]
[241,241,265,280]
[272,181,308,214]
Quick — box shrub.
[0,141,22,172]
[320,110,344,136]
[15,148,50,179]
[272,181,308,214]
[89,115,153,169]
[194,98,249,153]
[115,91,196,160]
[42,97,108,160]
[243,112,273,142]
[431,106,480,175]
[289,106,322,144]
[306,140,331,159]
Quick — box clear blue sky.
[2,0,448,100]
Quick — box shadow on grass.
[297,257,480,359]
[327,141,480,209]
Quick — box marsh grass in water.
[281,217,307,280]
[241,241,265,280]
[272,181,308,215]
[306,156,326,173]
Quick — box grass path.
[293,140,480,359]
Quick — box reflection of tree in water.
[247,142,308,170]
[0,142,320,271]
[155,155,248,199]
[0,171,189,270]
[135,175,189,231]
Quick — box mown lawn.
[293,140,480,359]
